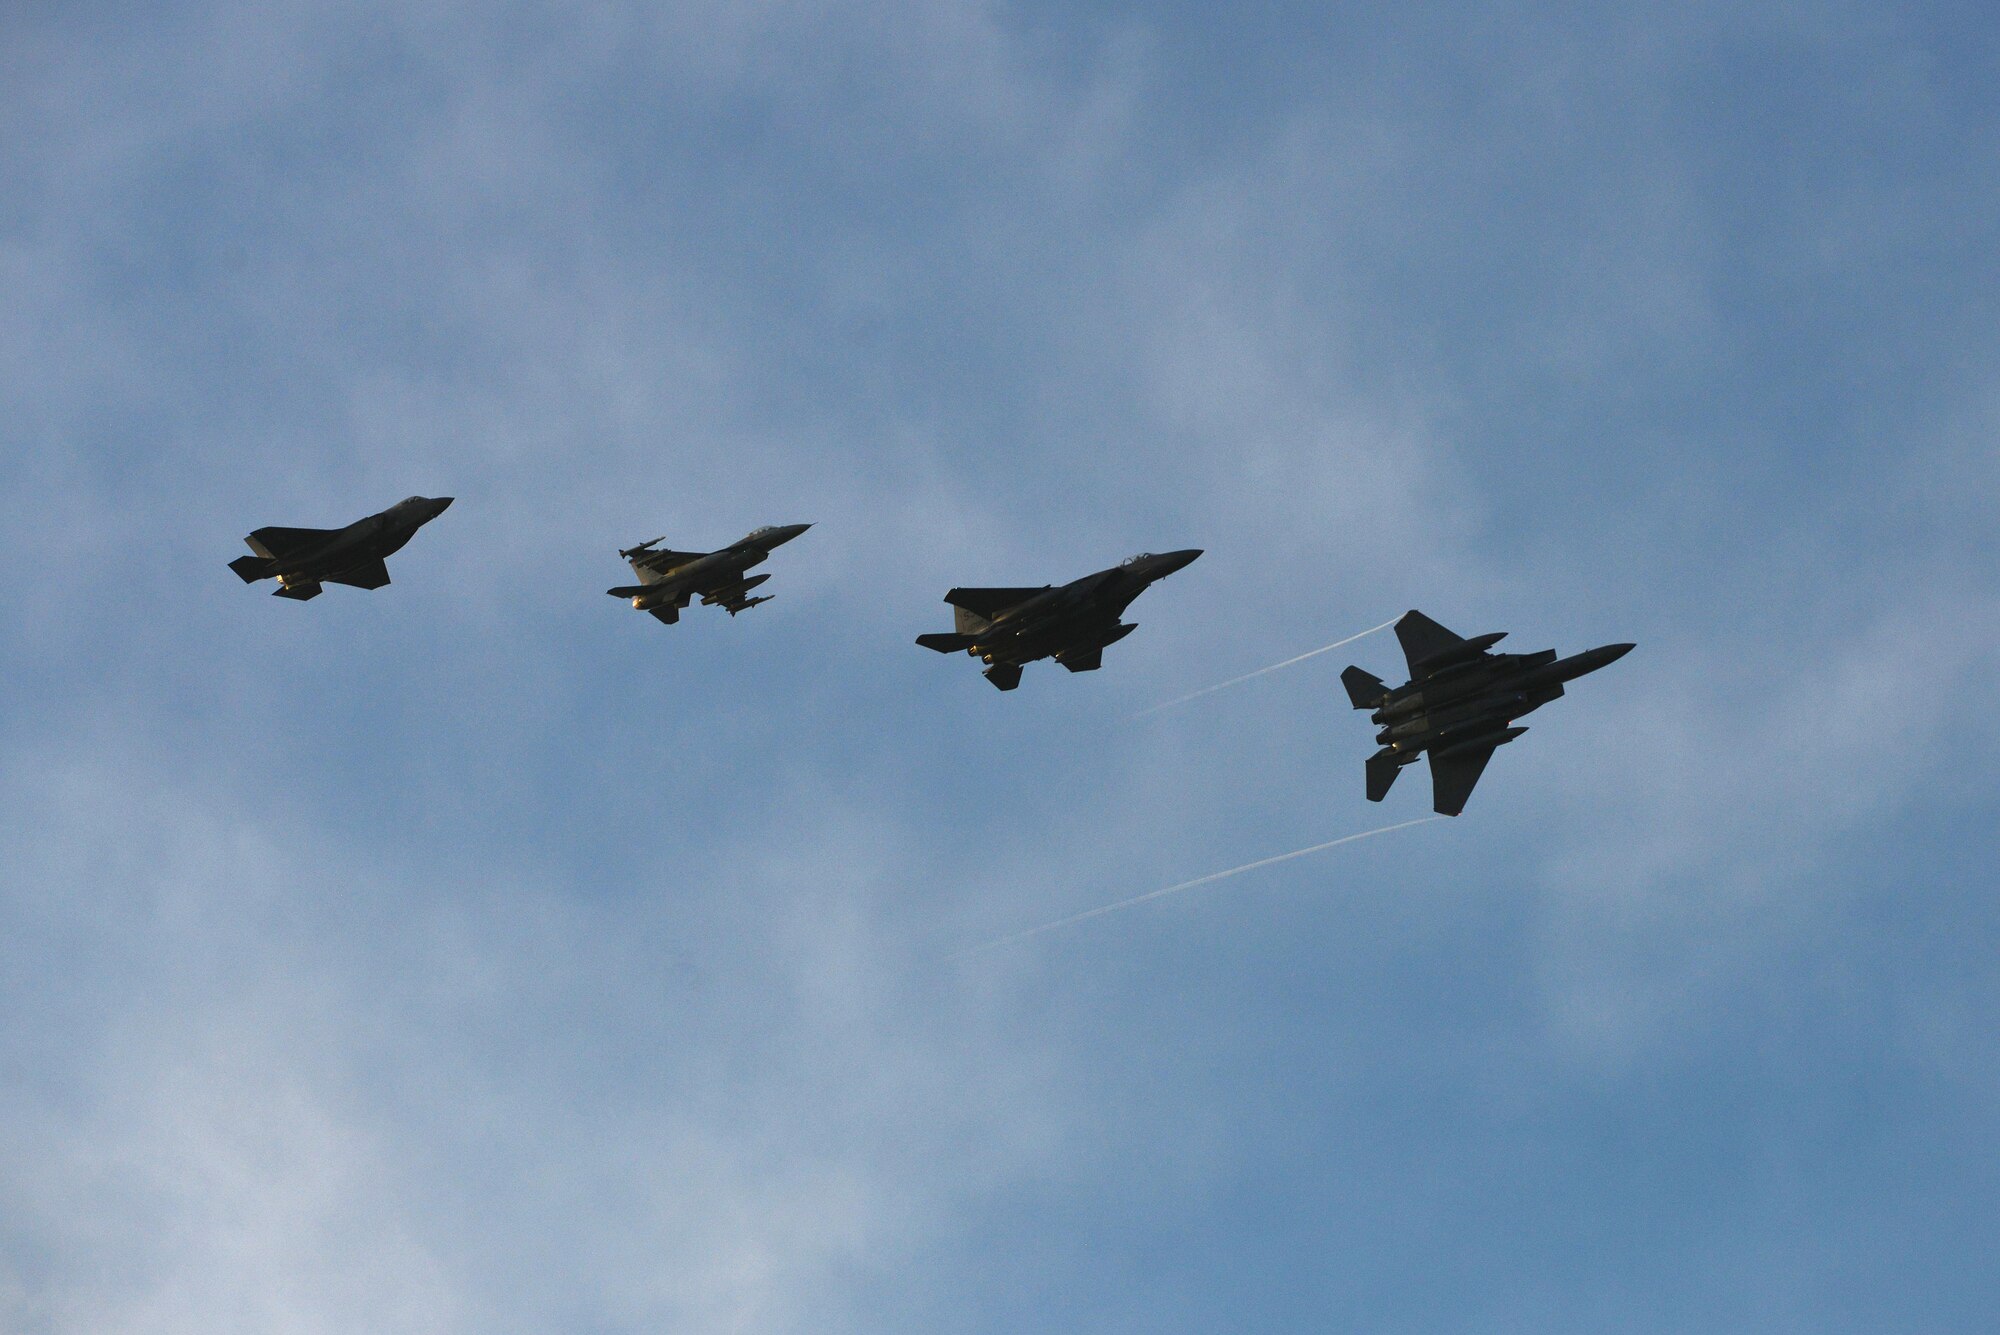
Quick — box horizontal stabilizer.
[1342,665,1387,710]
[273,581,322,601]
[229,554,274,583]
[1365,749,1402,802]
[647,605,680,625]
[945,586,1046,620]
[607,585,651,598]
[916,632,976,654]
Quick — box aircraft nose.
[1156,548,1203,575]
[430,496,454,514]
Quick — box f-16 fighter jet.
[228,496,453,599]
[1342,610,1633,816]
[915,549,1202,690]
[609,524,812,625]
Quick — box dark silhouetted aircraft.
[916,549,1202,690]
[1341,610,1633,815]
[609,524,811,625]
[229,496,453,600]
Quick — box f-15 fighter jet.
[609,524,812,625]
[1342,610,1633,816]
[916,549,1202,690]
[228,495,453,599]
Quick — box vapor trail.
[1133,619,1399,718]
[955,816,1445,956]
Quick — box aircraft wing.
[246,525,338,560]
[1428,742,1498,817]
[326,559,391,590]
[1395,610,1466,677]
[631,551,705,581]
[944,587,1047,620]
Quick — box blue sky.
[3,2,1997,1330]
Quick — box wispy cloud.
[4,1,1998,1330]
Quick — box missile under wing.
[608,524,811,625]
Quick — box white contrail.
[954,815,1446,956]
[1132,618,1399,718]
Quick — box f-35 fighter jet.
[916,549,1202,690]
[1342,610,1632,816]
[609,524,812,625]
[228,496,453,600]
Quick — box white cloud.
[0,731,1084,1334]
[1528,506,2000,1062]
[6,1,1999,1328]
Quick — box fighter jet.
[915,549,1202,690]
[1341,610,1633,816]
[609,524,811,625]
[228,496,453,599]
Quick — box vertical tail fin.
[983,663,1023,691]
[1342,666,1388,710]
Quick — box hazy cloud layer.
[4,2,1996,1331]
